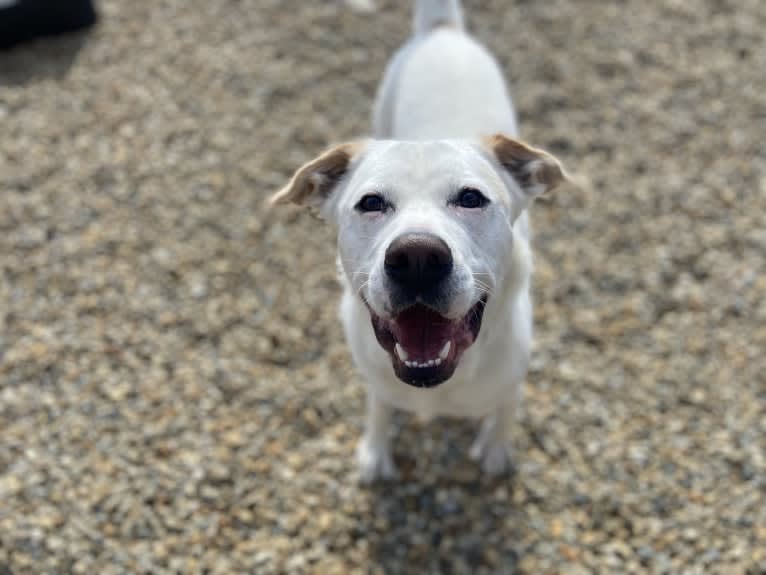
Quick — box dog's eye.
[356,194,387,213]
[455,188,489,209]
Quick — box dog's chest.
[371,347,516,420]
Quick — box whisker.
[356,280,370,297]
[472,277,495,298]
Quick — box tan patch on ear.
[270,141,365,207]
[483,133,567,194]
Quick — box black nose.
[384,233,453,291]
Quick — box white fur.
[374,28,517,140]
[341,1,534,480]
[412,0,464,36]
[276,0,561,481]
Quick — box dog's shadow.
[0,30,91,87]
[356,414,527,574]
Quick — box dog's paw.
[469,435,515,476]
[356,438,398,483]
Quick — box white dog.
[272,0,566,481]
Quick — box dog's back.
[374,0,518,140]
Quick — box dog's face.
[272,134,564,388]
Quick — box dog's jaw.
[366,295,488,388]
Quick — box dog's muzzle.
[365,232,487,388]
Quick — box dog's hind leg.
[357,393,398,482]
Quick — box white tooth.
[439,341,452,360]
[427,360,434,367]
[405,360,412,368]
[395,343,409,362]
[435,358,442,366]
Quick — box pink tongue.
[390,305,455,359]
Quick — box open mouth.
[367,295,488,388]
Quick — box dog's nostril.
[384,233,453,289]
[427,252,445,269]
[386,250,410,271]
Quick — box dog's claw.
[356,438,398,483]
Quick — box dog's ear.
[483,133,566,198]
[270,142,366,208]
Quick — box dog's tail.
[413,0,464,35]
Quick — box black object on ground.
[0,0,96,50]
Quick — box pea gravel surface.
[1,1,765,573]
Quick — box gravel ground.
[1,1,765,573]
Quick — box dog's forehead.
[355,140,496,189]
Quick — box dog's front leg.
[356,392,398,482]
[469,399,518,475]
